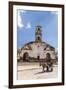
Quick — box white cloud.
[26,22,31,29]
[18,10,25,28]
[50,11,58,15]
[20,10,26,13]
[18,10,31,29]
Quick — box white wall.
[0,0,66,90]
[21,43,55,59]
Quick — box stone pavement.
[17,62,58,80]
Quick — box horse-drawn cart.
[39,60,53,72]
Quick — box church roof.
[44,44,55,50]
[21,43,32,50]
[21,41,55,51]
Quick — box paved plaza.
[17,62,58,80]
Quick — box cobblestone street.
[17,62,58,80]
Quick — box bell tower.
[35,25,42,42]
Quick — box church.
[17,25,56,62]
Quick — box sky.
[17,9,58,49]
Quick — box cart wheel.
[48,67,53,72]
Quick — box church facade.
[17,25,56,62]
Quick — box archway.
[46,53,51,61]
[23,52,29,62]
[37,56,40,60]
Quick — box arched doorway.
[37,56,40,60]
[46,53,51,61]
[23,52,29,62]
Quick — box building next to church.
[17,25,57,62]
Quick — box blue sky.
[17,10,58,49]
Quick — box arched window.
[37,37,41,41]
